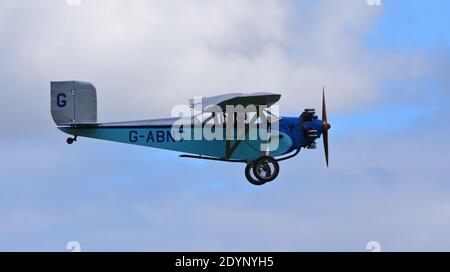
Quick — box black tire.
[245,162,266,186]
[252,156,280,183]
[66,138,74,145]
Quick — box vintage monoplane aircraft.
[51,81,331,185]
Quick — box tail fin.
[51,81,97,126]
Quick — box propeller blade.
[322,88,330,167]
[322,87,327,123]
[323,126,329,167]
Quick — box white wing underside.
[189,92,281,112]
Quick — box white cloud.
[1,0,450,251]
[0,0,400,124]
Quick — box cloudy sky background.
[0,0,449,251]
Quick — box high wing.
[189,92,281,112]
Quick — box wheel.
[252,156,280,183]
[66,138,74,145]
[245,162,266,186]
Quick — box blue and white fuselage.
[58,116,325,161]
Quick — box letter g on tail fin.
[50,81,97,126]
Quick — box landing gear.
[245,162,265,186]
[66,136,77,145]
[245,156,280,186]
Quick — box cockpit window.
[265,109,281,123]
[194,112,213,124]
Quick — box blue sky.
[0,0,450,251]
[370,0,450,49]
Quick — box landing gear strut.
[66,136,77,145]
[245,156,280,185]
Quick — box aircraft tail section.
[50,81,97,126]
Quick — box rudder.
[51,81,97,126]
